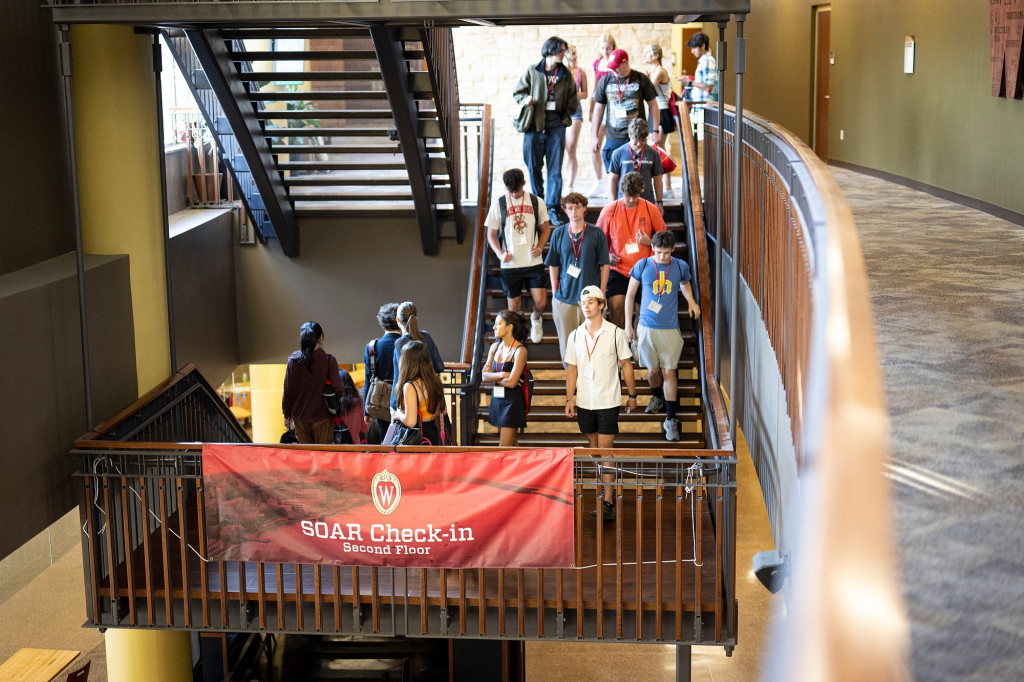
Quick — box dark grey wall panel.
[169,210,240,387]
[0,253,137,560]
[0,0,76,276]
[236,219,473,366]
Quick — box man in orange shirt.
[595,171,667,328]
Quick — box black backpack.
[498,193,541,251]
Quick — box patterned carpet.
[831,167,1024,681]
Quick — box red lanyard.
[583,330,600,363]
[493,343,515,371]
[654,260,669,300]
[546,68,558,100]
[569,225,584,264]
[628,144,644,173]
[619,201,643,244]
[508,192,526,231]
[615,74,627,103]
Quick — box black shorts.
[576,406,620,435]
[606,270,630,298]
[660,108,677,135]
[500,264,546,298]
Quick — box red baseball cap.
[606,49,629,70]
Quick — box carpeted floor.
[831,166,1024,681]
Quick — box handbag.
[322,354,342,417]
[513,100,534,133]
[364,340,393,422]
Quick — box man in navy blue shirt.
[623,231,700,441]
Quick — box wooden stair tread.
[474,432,706,447]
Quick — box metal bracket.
[693,614,703,643]
[556,610,565,639]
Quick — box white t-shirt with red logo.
[485,193,550,269]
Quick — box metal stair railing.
[161,30,273,241]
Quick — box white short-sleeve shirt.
[484,193,549,269]
[564,318,632,410]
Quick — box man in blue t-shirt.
[607,118,663,209]
[623,231,701,441]
[545,192,610,366]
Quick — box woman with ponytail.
[282,321,344,444]
[482,310,530,446]
[390,301,445,411]
[392,341,445,445]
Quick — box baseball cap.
[579,285,606,303]
[605,49,629,70]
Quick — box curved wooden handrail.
[720,107,907,679]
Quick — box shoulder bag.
[322,354,342,417]
[364,339,393,421]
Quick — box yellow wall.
[250,363,287,443]
[71,24,171,396]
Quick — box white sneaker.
[530,314,544,343]
[588,180,605,197]
[645,395,665,414]
[663,188,676,198]
[663,418,681,442]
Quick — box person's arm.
[647,98,661,146]
[532,220,552,258]
[682,280,701,319]
[502,345,527,388]
[564,363,578,418]
[282,361,294,428]
[620,358,637,413]
[427,335,445,373]
[513,68,536,105]
[487,227,512,263]
[481,342,502,383]
[396,382,420,427]
[607,172,620,201]
[600,263,610,296]
[548,265,560,296]
[653,157,664,214]
[578,70,588,100]
[361,343,372,410]
[624,276,641,341]
[591,102,606,151]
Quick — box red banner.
[202,445,574,568]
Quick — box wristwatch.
[628,394,638,400]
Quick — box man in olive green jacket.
[513,36,579,225]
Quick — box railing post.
[728,15,746,446]
[713,21,728,381]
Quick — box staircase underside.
[50,1,751,27]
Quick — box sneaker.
[530,314,544,343]
[588,180,605,197]
[645,395,665,414]
[663,418,681,442]
[663,187,676,198]
[590,500,615,522]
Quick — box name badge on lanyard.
[546,100,557,110]
[513,231,529,246]
[583,364,595,379]
[625,242,640,255]
[647,301,663,313]
[493,385,505,398]
[566,264,582,278]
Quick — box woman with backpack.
[482,310,530,446]
[282,321,344,444]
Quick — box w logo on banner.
[371,470,402,516]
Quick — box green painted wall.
[731,0,1024,216]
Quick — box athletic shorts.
[577,406,620,435]
[637,324,684,370]
[606,270,631,298]
[500,264,546,298]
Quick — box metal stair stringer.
[184,28,299,257]
[370,26,439,256]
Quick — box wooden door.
[813,6,831,161]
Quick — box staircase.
[472,204,707,449]
[163,26,462,256]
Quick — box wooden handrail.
[678,107,732,451]
[460,103,492,364]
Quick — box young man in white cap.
[623,230,701,441]
[563,285,638,521]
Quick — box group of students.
[281,301,447,447]
[485,166,701,468]
[512,32,718,227]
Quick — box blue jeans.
[523,124,566,213]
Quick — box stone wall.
[453,23,686,196]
